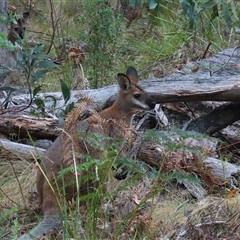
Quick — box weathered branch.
[185,102,240,134]
[0,114,59,140]
[0,139,45,159]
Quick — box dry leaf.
[226,188,239,199]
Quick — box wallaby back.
[18,67,155,240]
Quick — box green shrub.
[78,0,124,88]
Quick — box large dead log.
[185,102,240,134]
[0,102,240,142]
[1,47,240,115]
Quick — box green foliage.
[78,0,124,88]
[180,0,238,28]
[0,36,19,51]
[52,126,208,238]
[17,44,58,83]
[129,0,239,29]
[60,79,71,104]
[0,205,19,237]
[0,44,67,116]
[0,13,8,25]
[165,171,202,185]
[18,45,59,114]
[122,0,239,79]
[54,133,120,238]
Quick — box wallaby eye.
[23,27,26,31]
[134,93,141,99]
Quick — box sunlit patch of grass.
[0,158,35,208]
[0,156,36,238]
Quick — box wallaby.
[18,67,155,240]
[5,11,29,67]
[0,12,29,87]
[7,12,29,45]
[1,12,30,102]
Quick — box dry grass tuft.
[171,195,240,239]
[0,152,38,238]
[0,156,36,208]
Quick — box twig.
[0,188,19,206]
[46,0,60,55]
[183,102,196,119]
[163,199,190,229]
[8,159,27,209]
[26,29,52,37]
[176,220,227,239]
[0,231,12,239]
[201,42,211,60]
[210,45,240,76]
[172,199,190,215]
[195,220,227,228]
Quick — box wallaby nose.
[150,102,156,109]
[19,32,24,39]
[148,98,156,109]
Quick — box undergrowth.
[0,0,239,239]
[4,0,239,90]
[1,127,232,239]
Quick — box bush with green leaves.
[78,0,124,88]
[0,205,19,239]
[0,12,74,117]
[129,0,239,29]
[0,44,59,115]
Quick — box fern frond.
[61,95,93,168]
[63,95,93,131]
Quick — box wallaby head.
[100,66,155,125]
[7,12,29,44]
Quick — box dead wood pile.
[0,47,240,192]
[0,47,240,239]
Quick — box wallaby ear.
[117,73,131,91]
[22,12,30,23]
[126,66,138,84]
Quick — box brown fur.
[18,67,155,239]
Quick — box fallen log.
[0,139,45,159]
[1,47,240,115]
[1,101,240,140]
[185,102,240,134]
[0,114,59,140]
